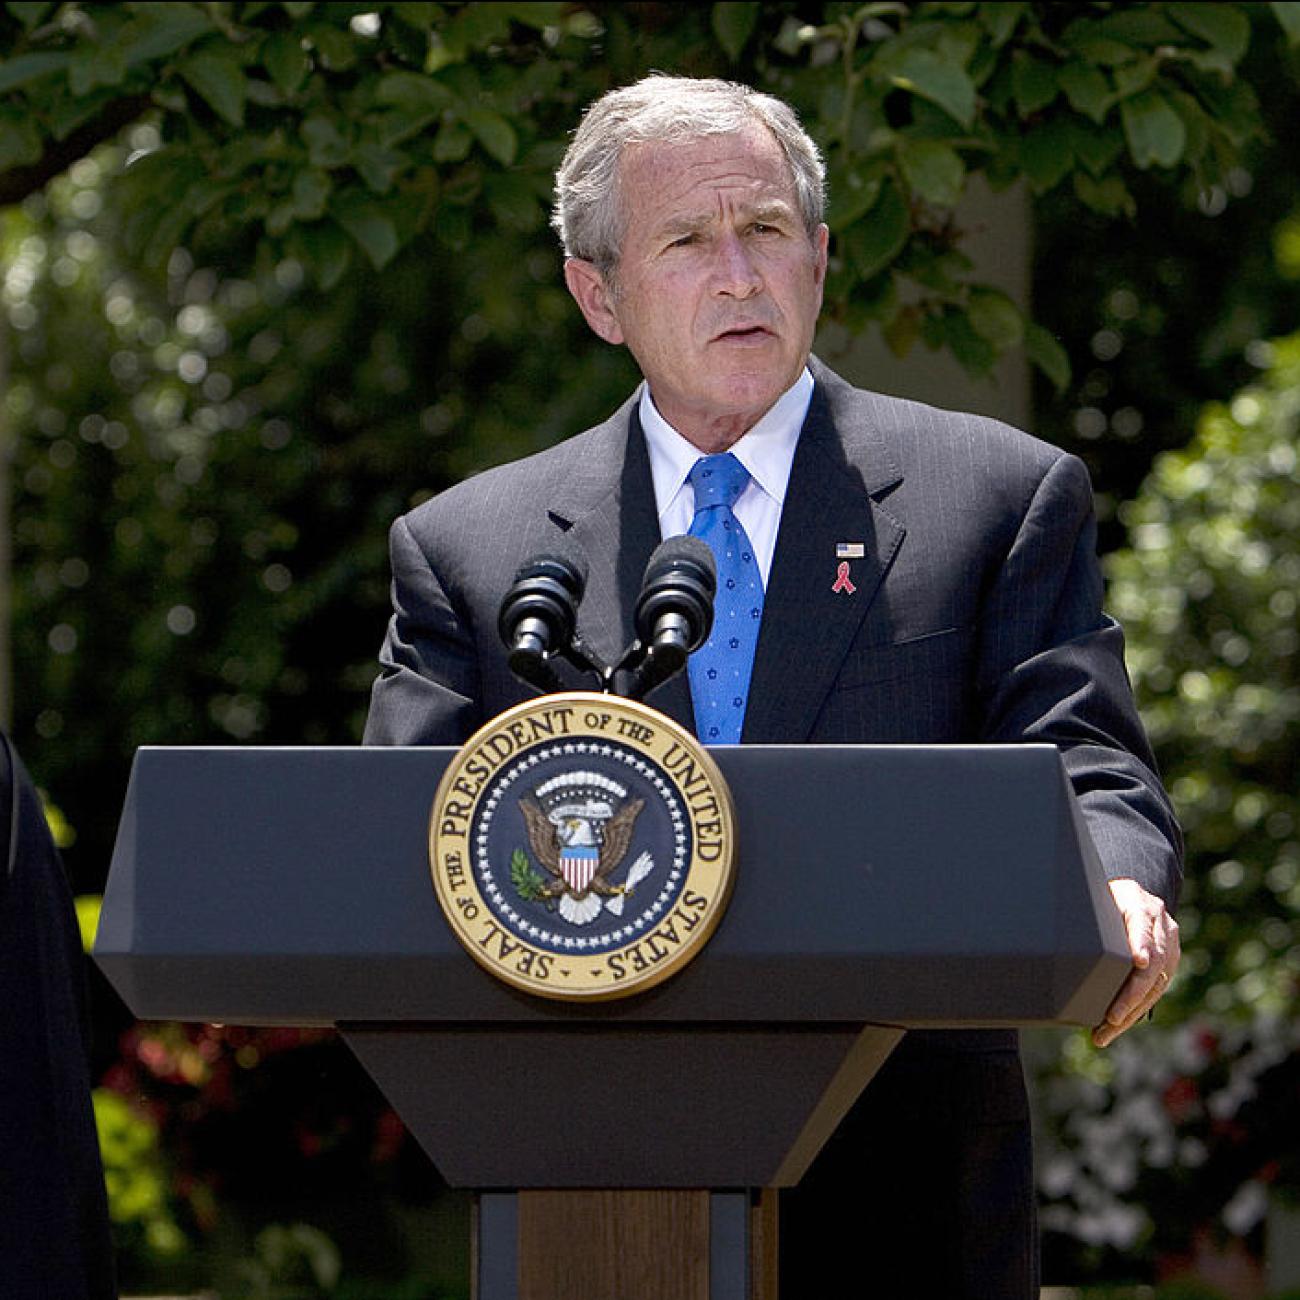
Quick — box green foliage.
[97,1019,456,1291]
[1033,1010,1300,1281]
[769,0,1286,382]
[1,1,1292,383]
[93,1088,189,1263]
[1274,2,1300,44]
[73,891,100,951]
[0,1,599,279]
[711,1,760,63]
[1023,1,1300,566]
[1107,334,1300,1023]
[38,786,74,847]
[2,128,635,892]
[237,1222,341,1298]
[232,1221,463,1298]
[1031,331,1300,1284]
[5,6,1300,1289]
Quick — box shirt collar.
[640,367,814,517]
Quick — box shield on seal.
[560,843,599,893]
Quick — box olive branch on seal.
[510,847,547,902]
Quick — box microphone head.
[498,549,588,651]
[634,535,716,651]
[511,550,588,599]
[644,535,716,593]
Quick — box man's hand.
[1092,878,1181,1048]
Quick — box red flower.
[1162,1076,1201,1123]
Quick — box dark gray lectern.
[96,744,1128,1299]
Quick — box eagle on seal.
[519,794,647,925]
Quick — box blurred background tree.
[1021,14,1300,1288]
[1031,327,1300,1295]
[5,0,1292,925]
[3,1,1299,1293]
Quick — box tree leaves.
[460,105,517,167]
[291,218,352,290]
[0,105,40,167]
[712,1,759,62]
[262,31,312,96]
[1060,61,1112,124]
[0,50,71,95]
[898,139,964,208]
[1104,332,1300,1025]
[1011,51,1059,116]
[1067,118,1124,177]
[331,191,399,269]
[374,69,454,114]
[969,287,1023,350]
[117,5,214,67]
[977,3,1028,49]
[826,160,883,232]
[1273,2,1300,45]
[1024,320,1070,391]
[885,48,977,128]
[1020,119,1074,193]
[1168,3,1251,65]
[841,180,909,280]
[7,3,56,30]
[1121,90,1187,169]
[0,1,1277,402]
[178,49,247,127]
[1072,170,1135,218]
[290,168,331,220]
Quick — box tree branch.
[0,93,153,207]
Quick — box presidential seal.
[429,692,736,1000]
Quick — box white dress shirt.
[639,367,813,588]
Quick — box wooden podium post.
[471,1189,778,1300]
[491,1191,715,1300]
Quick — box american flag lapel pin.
[832,542,862,594]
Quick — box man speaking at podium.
[365,75,1182,1296]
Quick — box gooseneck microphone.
[498,552,592,694]
[616,536,716,700]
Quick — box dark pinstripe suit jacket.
[364,359,1182,910]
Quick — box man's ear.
[813,223,829,288]
[564,258,625,345]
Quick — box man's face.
[565,124,828,452]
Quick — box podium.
[96,743,1128,1298]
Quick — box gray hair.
[551,75,826,278]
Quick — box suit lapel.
[540,364,903,743]
[743,372,906,742]
[542,402,695,732]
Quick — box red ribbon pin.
[831,560,857,595]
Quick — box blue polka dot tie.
[686,453,764,744]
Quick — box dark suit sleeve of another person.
[0,734,118,1300]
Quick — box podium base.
[342,1024,904,1187]
[474,1190,777,1300]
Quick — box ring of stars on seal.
[429,692,737,1001]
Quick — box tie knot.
[689,453,749,510]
